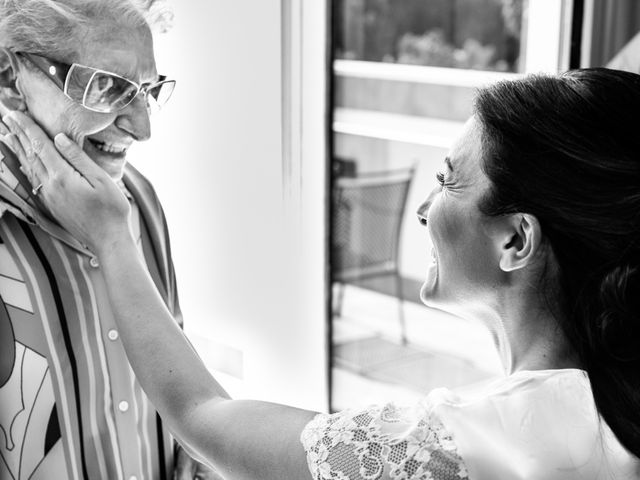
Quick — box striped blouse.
[0,142,181,480]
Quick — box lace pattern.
[301,403,469,480]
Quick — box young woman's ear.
[499,213,542,272]
[0,49,27,111]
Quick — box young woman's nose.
[416,186,440,226]
[416,207,428,226]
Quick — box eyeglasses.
[17,51,176,114]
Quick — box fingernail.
[55,133,71,147]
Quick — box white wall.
[129,0,328,411]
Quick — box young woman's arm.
[96,234,316,480]
[4,111,316,480]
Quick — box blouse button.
[118,400,129,412]
[107,329,119,341]
[89,257,100,268]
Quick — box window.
[330,0,576,411]
[336,0,526,72]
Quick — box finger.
[0,101,12,118]
[2,133,28,172]
[0,133,31,184]
[0,133,23,158]
[0,121,9,135]
[3,113,31,153]
[54,134,106,187]
[2,119,48,185]
[3,112,58,174]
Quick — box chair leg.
[394,273,407,345]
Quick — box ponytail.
[578,264,640,451]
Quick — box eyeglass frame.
[15,51,175,113]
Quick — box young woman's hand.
[2,110,132,254]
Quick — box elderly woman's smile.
[85,135,132,158]
[19,27,158,180]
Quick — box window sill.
[334,108,465,148]
[334,59,522,88]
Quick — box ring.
[32,183,43,196]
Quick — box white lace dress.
[301,369,640,480]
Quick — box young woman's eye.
[436,171,446,186]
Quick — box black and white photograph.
[0,1,639,479]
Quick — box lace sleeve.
[300,403,469,480]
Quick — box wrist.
[93,228,136,259]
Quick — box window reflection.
[329,0,527,412]
[335,0,526,72]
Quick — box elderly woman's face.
[417,116,502,313]
[19,25,157,180]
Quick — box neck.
[461,285,581,376]
[496,288,581,375]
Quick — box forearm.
[96,235,230,432]
[96,236,316,480]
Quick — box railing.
[334,59,522,87]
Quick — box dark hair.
[475,68,640,456]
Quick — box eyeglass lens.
[67,65,175,113]
[86,73,139,111]
[147,81,175,106]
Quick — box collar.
[118,180,134,200]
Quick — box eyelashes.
[436,171,456,189]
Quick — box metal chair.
[331,165,415,344]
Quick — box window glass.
[335,0,526,72]
[329,0,537,412]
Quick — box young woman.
[5,68,640,479]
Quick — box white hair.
[0,0,173,59]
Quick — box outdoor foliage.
[335,0,525,72]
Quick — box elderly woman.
[6,68,640,479]
[0,1,216,479]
